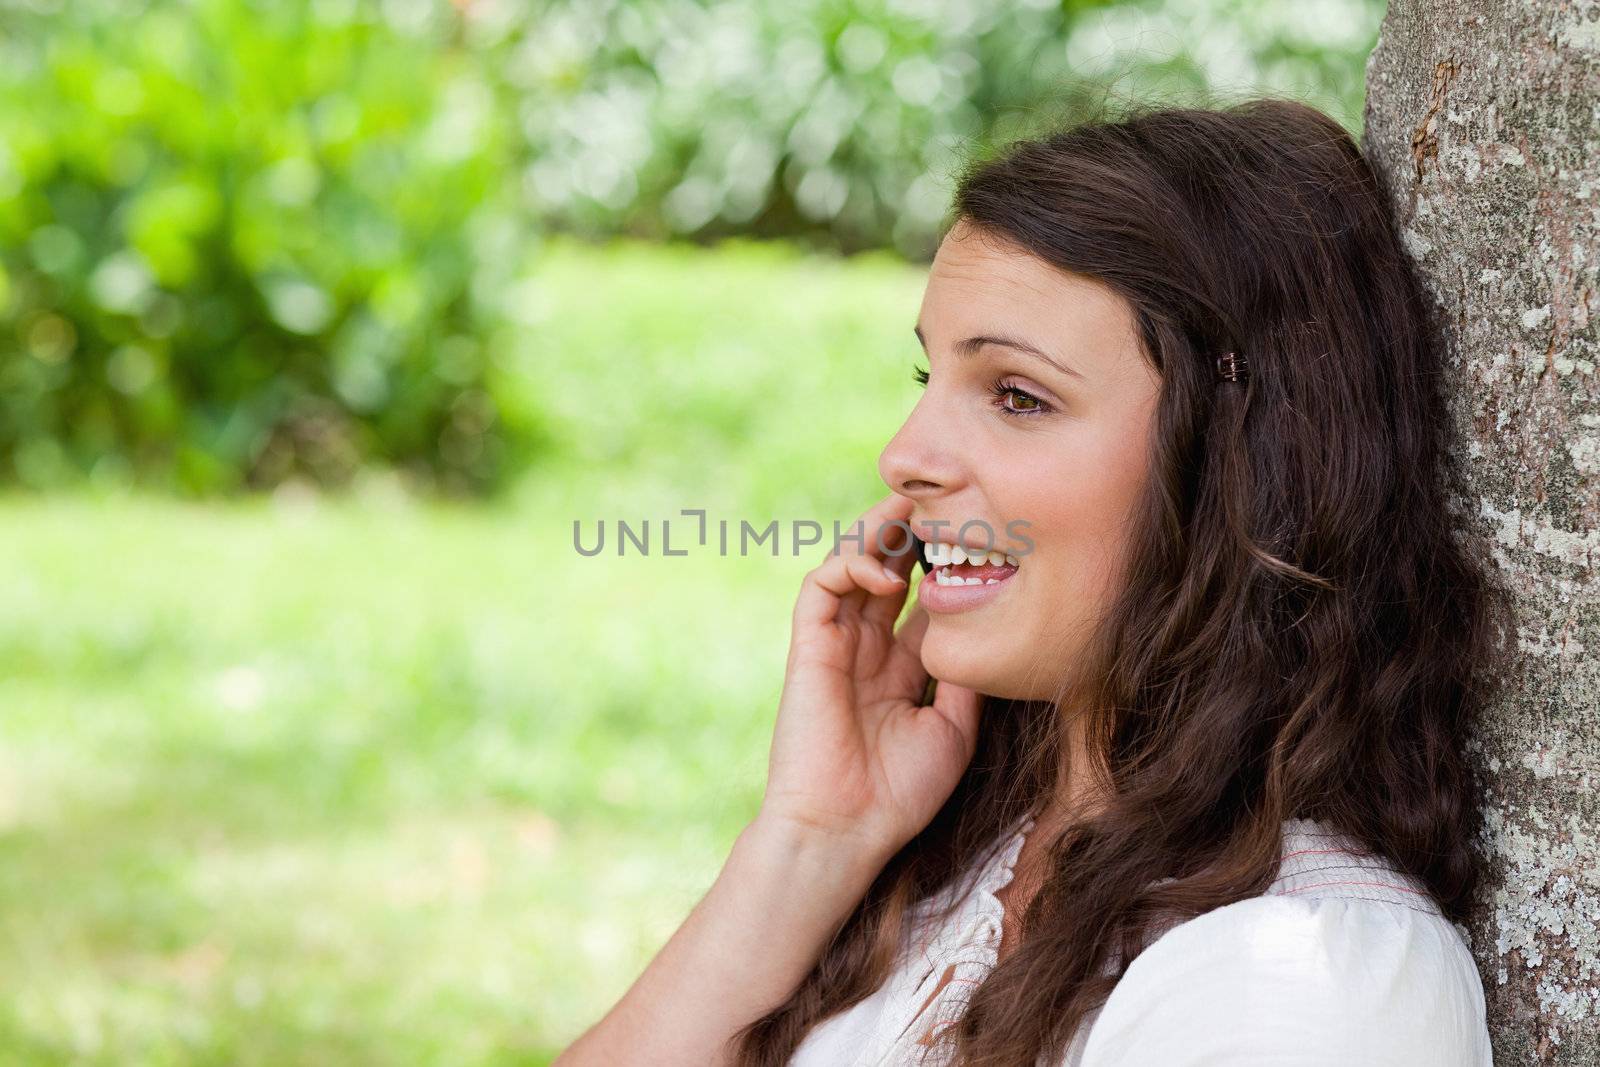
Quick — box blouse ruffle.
[854,807,1038,1066]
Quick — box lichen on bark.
[1363,1,1600,1062]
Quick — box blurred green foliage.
[523,0,1383,259]
[0,0,530,494]
[0,0,1383,496]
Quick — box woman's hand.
[557,492,978,1067]
[757,491,983,865]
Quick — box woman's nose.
[878,413,956,498]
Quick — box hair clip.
[1215,351,1249,383]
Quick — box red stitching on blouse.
[1279,846,1370,861]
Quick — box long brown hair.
[731,95,1513,1067]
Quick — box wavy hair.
[730,95,1512,1067]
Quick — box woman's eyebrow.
[913,323,1085,381]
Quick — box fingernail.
[882,563,906,584]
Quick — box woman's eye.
[910,365,1051,418]
[988,379,1050,418]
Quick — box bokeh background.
[0,0,1380,1062]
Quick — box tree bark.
[1363,1,1600,1062]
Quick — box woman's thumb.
[927,678,983,759]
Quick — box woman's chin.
[921,642,1027,702]
[922,632,1069,703]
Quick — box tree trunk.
[1363,2,1600,1062]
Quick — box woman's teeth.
[935,567,1001,586]
[923,541,1020,567]
[924,541,1021,585]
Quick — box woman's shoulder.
[1074,819,1494,1067]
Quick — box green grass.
[0,236,930,1064]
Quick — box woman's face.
[878,219,1163,702]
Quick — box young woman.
[557,97,1508,1066]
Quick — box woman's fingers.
[837,515,912,619]
[804,553,908,605]
[888,604,981,749]
[791,492,916,634]
[885,603,933,688]
[860,538,918,631]
[928,675,983,758]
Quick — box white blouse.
[789,809,1493,1066]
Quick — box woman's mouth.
[925,540,1020,585]
[918,540,1020,613]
